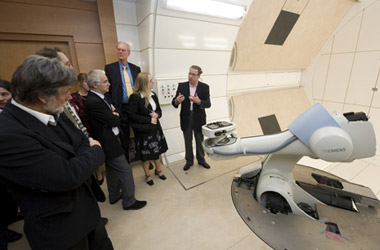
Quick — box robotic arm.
[203,103,376,218]
[203,103,376,162]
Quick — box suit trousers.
[183,112,205,165]
[67,219,113,250]
[105,149,136,208]
[120,104,130,161]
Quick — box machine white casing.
[202,103,376,218]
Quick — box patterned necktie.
[64,102,89,137]
[123,66,133,98]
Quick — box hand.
[150,111,158,119]
[151,117,157,124]
[88,137,102,147]
[176,92,185,104]
[110,104,116,112]
[189,93,201,104]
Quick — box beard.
[42,96,65,115]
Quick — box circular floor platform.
[231,165,380,250]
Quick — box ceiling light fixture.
[162,0,247,20]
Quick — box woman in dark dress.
[70,73,91,133]
[128,72,168,185]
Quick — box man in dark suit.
[104,42,141,160]
[172,65,212,171]
[0,55,113,250]
[35,47,89,137]
[85,69,146,210]
[35,46,109,226]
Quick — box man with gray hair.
[85,69,147,210]
[105,42,141,162]
[0,55,113,250]
[35,46,109,226]
[35,46,89,136]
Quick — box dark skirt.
[134,128,168,162]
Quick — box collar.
[90,90,105,99]
[11,99,56,126]
[119,61,129,69]
[139,92,154,98]
[189,82,198,88]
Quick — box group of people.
[0,41,211,250]
[0,80,24,249]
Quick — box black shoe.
[109,193,122,205]
[155,170,167,180]
[101,217,108,226]
[4,229,22,243]
[97,178,104,185]
[149,162,154,170]
[123,200,147,210]
[199,161,210,169]
[95,172,104,185]
[145,175,154,186]
[183,163,192,171]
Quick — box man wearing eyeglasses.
[172,65,211,171]
[85,69,147,211]
[104,42,141,162]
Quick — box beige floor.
[8,154,380,250]
[7,155,270,250]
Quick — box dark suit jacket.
[172,81,211,131]
[0,103,105,250]
[85,91,125,161]
[104,61,141,110]
[127,91,163,136]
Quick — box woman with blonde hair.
[127,72,168,185]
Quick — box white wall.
[113,0,303,163]
[154,0,247,163]
[301,0,380,155]
[113,0,142,66]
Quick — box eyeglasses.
[99,80,109,85]
[118,49,130,53]
[188,73,199,76]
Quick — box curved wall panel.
[301,0,380,155]
[234,0,354,71]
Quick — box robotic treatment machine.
[202,103,380,250]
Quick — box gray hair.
[87,69,105,89]
[11,55,76,103]
[117,41,131,51]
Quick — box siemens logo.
[323,148,346,153]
